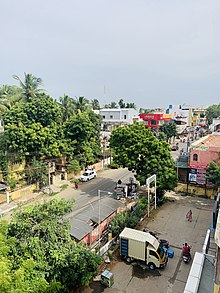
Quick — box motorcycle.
[182,253,191,263]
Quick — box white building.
[99,108,139,132]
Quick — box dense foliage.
[110,123,177,196]
[205,103,220,124]
[0,74,102,185]
[109,197,148,237]
[207,153,220,188]
[0,199,101,292]
[159,122,177,142]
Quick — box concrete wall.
[0,192,7,204]
[176,183,216,198]
[10,184,37,201]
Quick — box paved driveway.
[82,194,214,293]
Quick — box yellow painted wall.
[10,184,37,201]
[176,183,216,198]
[0,192,7,204]
[8,160,26,180]
[214,283,220,293]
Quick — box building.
[139,113,172,129]
[192,107,207,127]
[67,197,123,246]
[188,134,220,186]
[99,108,138,132]
[210,118,220,133]
[166,104,193,127]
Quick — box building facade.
[189,134,220,185]
[139,113,172,129]
[99,108,138,132]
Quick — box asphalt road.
[60,168,134,215]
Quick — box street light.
[98,189,113,253]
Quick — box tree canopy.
[206,152,220,188]
[206,103,220,124]
[0,199,101,292]
[13,73,44,102]
[110,123,177,196]
[159,122,177,142]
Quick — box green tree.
[206,104,220,124]
[110,123,177,197]
[2,95,65,159]
[103,102,118,108]
[126,102,137,109]
[91,98,100,110]
[13,73,45,102]
[67,159,81,174]
[64,111,101,166]
[118,99,125,108]
[206,153,220,188]
[159,122,177,142]
[73,96,91,112]
[0,220,62,293]
[0,85,22,116]
[24,159,48,189]
[59,94,75,122]
[7,199,101,291]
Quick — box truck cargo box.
[119,227,160,261]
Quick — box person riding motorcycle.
[183,243,191,257]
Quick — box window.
[149,250,159,259]
[150,120,156,125]
[124,115,127,119]
[102,115,105,119]
[193,154,198,161]
[110,115,113,119]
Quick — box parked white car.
[80,170,97,182]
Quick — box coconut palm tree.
[73,96,91,112]
[0,85,21,116]
[59,94,75,122]
[13,73,44,102]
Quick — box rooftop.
[67,197,123,241]
[190,134,220,149]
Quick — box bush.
[108,161,119,169]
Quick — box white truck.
[119,227,168,270]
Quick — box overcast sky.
[1,0,220,109]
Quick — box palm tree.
[91,98,100,110]
[0,85,21,116]
[59,94,75,122]
[13,73,44,102]
[73,96,91,112]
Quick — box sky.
[1,0,220,109]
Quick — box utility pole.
[48,162,50,187]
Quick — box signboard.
[146,174,156,186]
[196,168,206,185]
[189,169,197,183]
[189,168,207,185]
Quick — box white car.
[80,170,97,182]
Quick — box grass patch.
[60,184,69,191]
[70,178,79,184]
[50,191,59,196]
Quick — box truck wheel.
[126,257,132,264]
[148,263,156,270]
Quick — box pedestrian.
[186,209,192,222]
[75,181,78,189]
